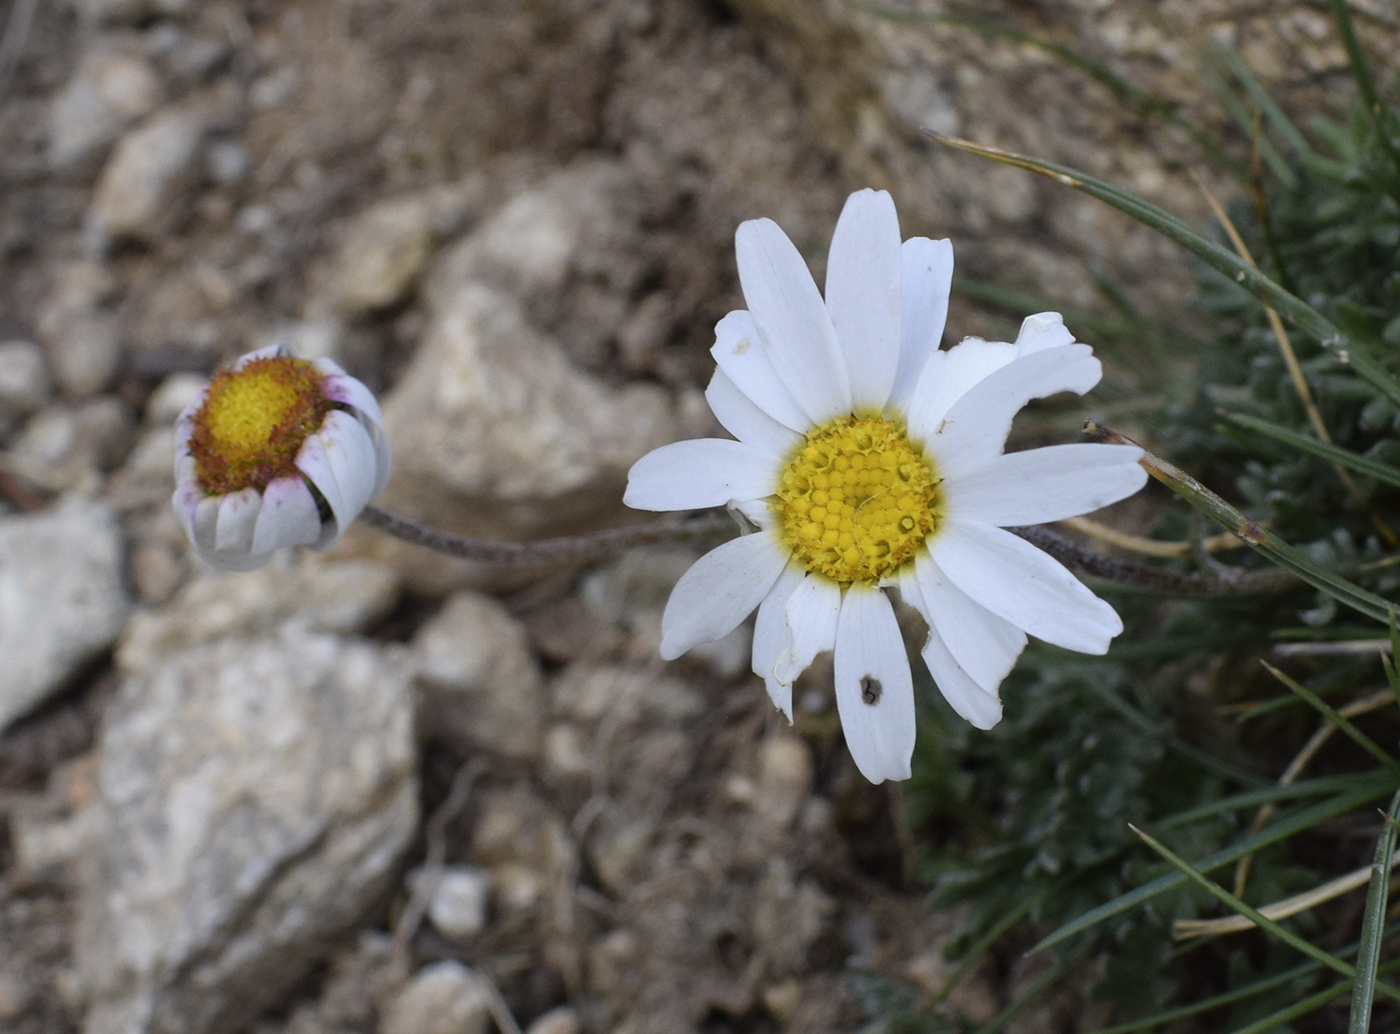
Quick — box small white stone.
[380,961,492,1034]
[0,340,52,415]
[144,371,207,425]
[48,50,163,170]
[525,1006,581,1034]
[419,865,493,941]
[87,107,207,245]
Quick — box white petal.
[923,345,1101,479]
[310,410,380,539]
[944,443,1148,526]
[295,432,346,535]
[832,585,916,783]
[928,520,1123,655]
[890,236,954,409]
[735,217,852,424]
[919,613,1004,729]
[660,532,789,660]
[777,573,842,684]
[752,563,806,720]
[361,413,393,499]
[913,550,1026,692]
[625,439,780,511]
[191,495,220,552]
[709,310,811,433]
[705,368,803,458]
[825,189,902,411]
[317,360,387,428]
[172,481,204,544]
[233,344,287,368]
[904,338,1017,442]
[214,488,261,552]
[1015,312,1076,356]
[251,476,324,554]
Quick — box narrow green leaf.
[1221,410,1400,490]
[1220,46,1317,162]
[1262,663,1400,777]
[1032,772,1396,953]
[1348,789,1400,1034]
[1329,0,1400,177]
[1158,773,1382,830]
[1129,825,1400,1001]
[924,132,1400,409]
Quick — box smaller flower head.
[173,346,392,571]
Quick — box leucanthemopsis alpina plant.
[173,345,392,571]
[625,189,1148,783]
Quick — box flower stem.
[357,505,736,568]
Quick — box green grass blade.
[1129,825,1400,1000]
[1262,663,1400,777]
[1219,46,1318,162]
[1032,771,1397,953]
[1348,789,1400,1034]
[1158,773,1382,830]
[1329,0,1400,177]
[1221,411,1400,490]
[924,132,1400,409]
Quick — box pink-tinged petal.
[736,217,852,424]
[825,189,902,411]
[890,236,954,409]
[214,488,261,552]
[251,476,323,554]
[913,550,1026,692]
[171,481,204,544]
[299,410,378,538]
[752,563,806,720]
[353,411,393,499]
[943,443,1147,526]
[317,362,387,428]
[904,338,1017,442]
[1014,312,1076,356]
[710,311,811,433]
[660,532,789,660]
[833,585,916,783]
[778,573,841,685]
[923,345,1101,479]
[928,520,1123,655]
[706,369,803,459]
[625,439,780,512]
[233,344,287,369]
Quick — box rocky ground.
[1,0,1396,1032]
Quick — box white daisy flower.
[625,189,1147,783]
[173,345,392,572]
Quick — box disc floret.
[188,356,332,495]
[774,415,940,584]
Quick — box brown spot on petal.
[860,675,882,705]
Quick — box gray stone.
[9,398,135,493]
[379,281,685,536]
[379,961,491,1034]
[0,497,131,731]
[0,340,52,417]
[411,591,543,760]
[413,864,492,941]
[38,261,123,398]
[87,107,207,246]
[525,1007,581,1034]
[49,49,164,171]
[117,559,402,675]
[77,630,418,1034]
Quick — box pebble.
[143,371,206,424]
[525,1006,581,1034]
[48,49,164,171]
[417,865,493,941]
[0,339,52,417]
[77,630,418,1034]
[8,398,134,493]
[87,107,207,246]
[0,496,131,731]
[412,591,544,760]
[379,961,492,1034]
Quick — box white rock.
[380,281,677,531]
[77,630,418,1034]
[379,961,492,1034]
[415,864,492,941]
[49,50,164,171]
[143,371,206,425]
[38,261,123,398]
[0,339,52,416]
[8,399,134,493]
[0,497,131,731]
[87,107,206,245]
[525,1006,582,1034]
[412,591,543,760]
[117,559,401,675]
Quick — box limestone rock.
[49,49,164,171]
[77,630,418,1034]
[87,107,207,246]
[0,497,131,731]
[411,864,492,941]
[117,559,401,674]
[379,280,680,536]
[9,399,135,493]
[411,591,543,760]
[38,261,123,398]
[379,961,491,1034]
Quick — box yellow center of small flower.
[773,415,940,584]
[189,356,331,495]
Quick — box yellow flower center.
[774,415,940,584]
[189,356,330,494]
